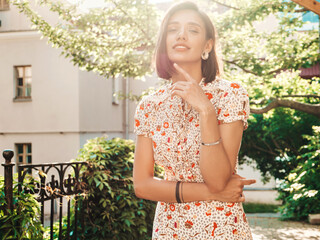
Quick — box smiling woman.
[133,1,255,239]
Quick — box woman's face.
[166,9,212,65]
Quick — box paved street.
[247,213,320,240]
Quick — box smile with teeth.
[174,45,189,50]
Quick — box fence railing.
[1,149,88,240]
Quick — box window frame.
[14,65,32,100]
[15,143,32,166]
[0,0,9,11]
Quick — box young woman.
[133,2,256,239]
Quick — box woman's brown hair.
[154,1,221,83]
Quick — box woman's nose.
[176,28,187,41]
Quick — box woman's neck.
[171,62,203,84]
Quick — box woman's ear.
[204,39,214,53]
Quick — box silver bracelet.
[201,138,222,146]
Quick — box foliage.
[277,126,320,220]
[0,174,44,240]
[43,196,84,240]
[242,202,278,213]
[240,109,319,181]
[10,0,159,78]
[69,137,163,240]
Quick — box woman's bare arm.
[133,135,255,203]
[199,115,244,193]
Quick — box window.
[14,65,32,99]
[0,0,9,11]
[16,143,32,165]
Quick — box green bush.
[242,203,278,213]
[69,137,163,240]
[0,174,44,240]
[277,126,320,221]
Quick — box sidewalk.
[247,213,320,240]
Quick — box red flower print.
[161,132,166,136]
[156,125,161,131]
[195,202,201,206]
[170,104,173,109]
[205,92,213,100]
[163,122,169,128]
[231,83,240,89]
[216,207,224,211]
[167,215,172,220]
[206,210,211,216]
[185,220,193,229]
[195,123,199,127]
[225,211,232,217]
[155,228,159,232]
[135,119,140,127]
[217,108,221,115]
[227,203,235,208]
[173,233,178,239]
[167,137,171,143]
[140,105,144,110]
[150,131,154,136]
[195,150,199,155]
[213,222,217,229]
[224,113,230,117]
[184,205,191,210]
[153,141,157,148]
[212,222,218,236]
[174,222,178,228]
[224,92,228,97]
[169,204,175,211]
[233,229,238,235]
[179,175,184,180]
[168,166,172,170]
[234,216,238,223]
[191,163,195,168]
[243,213,247,223]
[158,101,163,106]
[167,148,170,152]
[161,202,165,205]
[145,113,149,118]
[189,117,194,122]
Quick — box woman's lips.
[173,43,190,50]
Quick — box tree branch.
[281,94,320,99]
[294,7,309,13]
[223,59,260,76]
[210,0,240,10]
[250,98,320,118]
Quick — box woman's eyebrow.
[168,21,202,28]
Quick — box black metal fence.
[1,149,88,240]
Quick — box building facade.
[0,1,159,177]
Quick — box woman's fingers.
[173,63,197,83]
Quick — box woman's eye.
[167,28,177,32]
[189,28,199,33]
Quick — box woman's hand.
[169,63,213,114]
[208,174,256,203]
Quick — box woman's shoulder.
[136,83,170,110]
[207,78,248,95]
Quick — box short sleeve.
[216,82,250,130]
[133,97,153,138]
